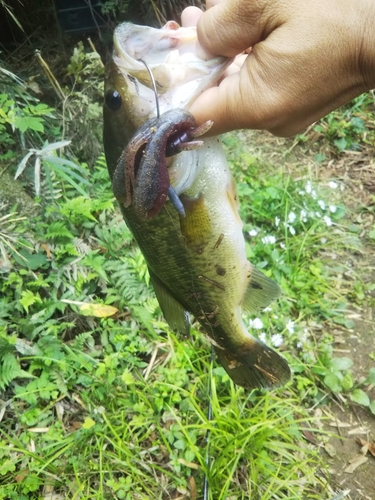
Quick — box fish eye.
[105,90,122,110]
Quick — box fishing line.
[138,57,214,497]
[203,346,214,500]
[137,58,160,119]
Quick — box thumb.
[197,0,276,58]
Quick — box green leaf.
[15,250,48,270]
[365,367,375,385]
[324,373,342,393]
[341,372,354,391]
[82,417,96,429]
[349,389,370,407]
[369,400,375,416]
[121,369,134,385]
[314,153,326,164]
[330,357,353,372]
[14,115,44,133]
[19,290,42,312]
[40,140,71,154]
[14,150,34,179]
[174,439,186,450]
[334,137,347,152]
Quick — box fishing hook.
[137,57,185,215]
[138,58,160,119]
[138,59,185,217]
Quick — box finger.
[197,0,271,57]
[181,6,203,27]
[189,49,283,135]
[207,0,225,7]
[189,71,251,135]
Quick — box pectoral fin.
[149,269,190,336]
[243,264,282,313]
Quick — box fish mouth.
[112,21,231,115]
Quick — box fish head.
[103,21,231,178]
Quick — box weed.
[1,50,374,498]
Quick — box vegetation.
[0,36,374,500]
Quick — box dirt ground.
[237,128,375,500]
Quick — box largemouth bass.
[103,22,291,390]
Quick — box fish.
[103,21,291,390]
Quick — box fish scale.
[103,21,291,390]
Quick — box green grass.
[1,54,374,498]
[0,144,351,499]
[0,330,327,499]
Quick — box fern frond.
[70,331,94,351]
[45,221,75,241]
[0,352,33,391]
[105,258,152,305]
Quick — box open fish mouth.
[106,21,231,219]
[111,21,231,116]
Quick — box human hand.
[182,0,375,137]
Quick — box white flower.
[329,205,337,213]
[323,215,332,226]
[300,209,308,222]
[286,320,295,334]
[275,216,280,227]
[249,318,263,330]
[311,189,317,199]
[321,237,327,244]
[305,181,312,194]
[315,212,322,218]
[288,225,296,235]
[298,190,305,196]
[280,242,286,249]
[249,229,258,237]
[328,181,338,189]
[317,200,326,210]
[262,235,276,244]
[288,211,296,223]
[297,328,309,348]
[263,306,272,312]
[258,332,267,343]
[271,333,284,347]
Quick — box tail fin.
[214,339,291,390]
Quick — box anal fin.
[243,263,282,313]
[149,268,190,336]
